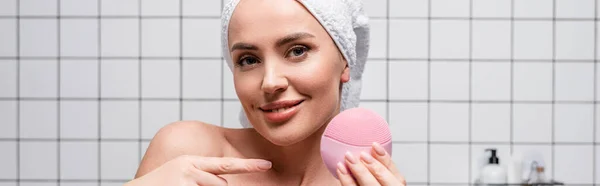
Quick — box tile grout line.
[4,97,600,104]
[97,0,102,185]
[427,0,431,184]
[179,0,183,122]
[593,0,598,184]
[468,0,473,183]
[0,56,596,63]
[138,0,143,166]
[1,15,598,21]
[57,0,62,184]
[221,0,225,127]
[385,0,390,130]
[551,0,556,180]
[2,138,598,145]
[15,0,20,185]
[510,0,515,156]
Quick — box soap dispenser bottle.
[481,149,507,184]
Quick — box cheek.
[293,58,341,97]
[233,72,260,105]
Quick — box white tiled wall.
[0,0,598,185]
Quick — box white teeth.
[270,107,291,112]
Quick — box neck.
[259,123,338,185]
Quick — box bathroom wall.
[0,0,597,185]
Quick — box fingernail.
[372,142,386,156]
[257,160,272,170]
[360,151,375,164]
[345,151,358,164]
[337,162,348,174]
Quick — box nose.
[261,63,288,94]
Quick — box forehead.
[228,0,329,45]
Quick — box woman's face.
[228,0,350,146]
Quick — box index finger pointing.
[189,156,272,174]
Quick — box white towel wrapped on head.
[220,0,370,128]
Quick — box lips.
[259,100,304,123]
[259,100,304,111]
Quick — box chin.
[259,118,323,147]
[264,125,311,146]
[267,134,304,146]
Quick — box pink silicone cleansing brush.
[320,107,392,179]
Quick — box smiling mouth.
[259,100,305,123]
[260,100,304,113]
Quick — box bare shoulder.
[134,120,228,178]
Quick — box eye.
[286,45,309,58]
[237,56,260,67]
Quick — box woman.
[126,0,406,185]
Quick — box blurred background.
[0,0,598,185]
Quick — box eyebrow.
[275,32,315,47]
[230,32,316,52]
[230,43,258,52]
